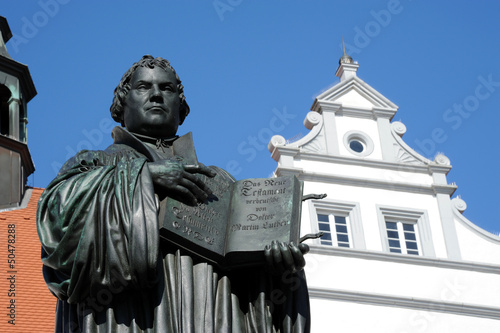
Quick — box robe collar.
[111,126,198,164]
[129,132,179,151]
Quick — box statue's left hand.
[147,160,216,205]
[264,241,309,274]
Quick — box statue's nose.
[150,85,163,101]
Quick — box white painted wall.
[300,181,448,257]
[305,253,500,307]
[269,58,500,332]
[335,116,383,159]
[454,215,500,264]
[294,159,435,186]
[309,298,500,333]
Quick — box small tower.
[335,39,359,81]
[0,16,36,209]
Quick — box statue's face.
[123,66,180,138]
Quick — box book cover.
[159,169,303,268]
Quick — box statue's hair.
[110,55,190,126]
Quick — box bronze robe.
[37,127,310,333]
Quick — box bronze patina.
[37,56,310,332]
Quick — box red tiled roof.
[0,188,56,333]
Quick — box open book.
[158,169,303,269]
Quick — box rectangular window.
[317,213,350,248]
[385,221,419,255]
[310,199,365,250]
[378,206,435,257]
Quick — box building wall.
[306,249,500,332]
[454,212,500,264]
[0,145,21,208]
[0,188,56,333]
[299,178,500,332]
[269,59,500,332]
[309,298,500,333]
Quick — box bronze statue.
[37,56,310,332]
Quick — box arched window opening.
[0,84,11,136]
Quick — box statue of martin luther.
[37,55,310,332]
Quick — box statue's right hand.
[147,160,216,205]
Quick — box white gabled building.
[268,48,500,332]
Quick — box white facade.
[268,52,500,332]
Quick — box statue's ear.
[179,102,190,125]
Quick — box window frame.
[317,212,351,248]
[343,130,374,157]
[385,220,421,255]
[377,206,435,257]
[309,199,365,249]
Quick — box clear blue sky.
[3,1,500,234]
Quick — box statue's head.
[110,55,190,137]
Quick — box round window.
[349,140,364,153]
[343,131,374,157]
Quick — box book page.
[159,167,235,261]
[225,176,301,256]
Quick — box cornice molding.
[276,149,452,175]
[309,245,500,274]
[0,55,37,102]
[335,62,359,78]
[337,104,374,118]
[308,287,500,320]
[275,166,457,195]
[372,106,397,119]
[0,134,35,175]
[311,99,340,114]
[313,96,397,120]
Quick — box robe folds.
[37,126,310,333]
